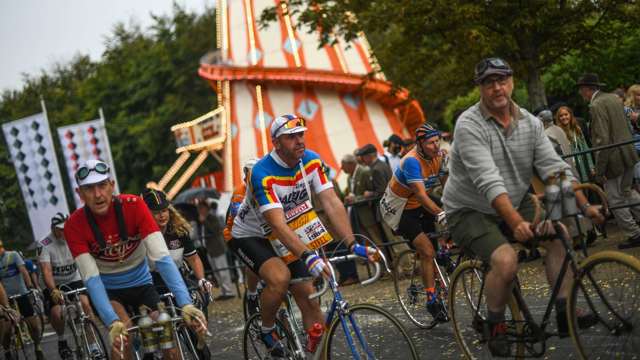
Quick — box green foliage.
[0,5,217,244]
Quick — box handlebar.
[61,287,87,297]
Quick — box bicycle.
[392,231,462,328]
[449,179,640,359]
[243,248,419,359]
[7,292,38,359]
[60,285,108,359]
[128,291,211,360]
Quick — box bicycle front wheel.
[81,318,108,359]
[448,259,524,359]
[568,250,640,359]
[176,326,200,360]
[324,303,418,360]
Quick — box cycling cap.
[474,57,513,84]
[75,159,111,187]
[51,212,68,229]
[415,123,440,141]
[270,114,307,138]
[141,188,170,212]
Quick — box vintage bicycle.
[60,285,108,359]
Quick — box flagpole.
[99,107,120,195]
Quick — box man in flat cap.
[577,73,640,249]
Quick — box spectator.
[555,105,595,183]
[577,73,640,249]
[380,134,404,173]
[624,84,640,190]
[196,200,235,300]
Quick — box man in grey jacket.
[577,73,640,249]
[443,58,604,356]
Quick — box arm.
[18,265,33,289]
[589,105,610,177]
[0,283,8,307]
[408,182,443,215]
[40,262,56,291]
[369,165,390,197]
[185,254,205,281]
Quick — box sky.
[0,0,211,92]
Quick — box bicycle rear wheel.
[448,259,524,359]
[568,250,640,359]
[324,303,418,359]
[243,313,300,359]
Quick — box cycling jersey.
[223,183,246,242]
[37,232,82,285]
[65,194,191,326]
[231,150,333,262]
[0,251,27,296]
[387,148,448,210]
[149,227,197,270]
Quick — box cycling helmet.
[141,188,170,212]
[51,212,68,229]
[415,123,440,141]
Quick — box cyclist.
[64,160,207,360]
[223,158,260,317]
[0,239,43,360]
[230,114,377,356]
[380,122,449,322]
[442,57,604,356]
[0,282,17,360]
[141,188,213,305]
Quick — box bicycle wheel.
[81,318,109,359]
[324,303,418,360]
[66,318,84,359]
[568,250,640,359]
[448,259,524,359]
[243,313,299,359]
[176,326,200,360]
[393,249,447,329]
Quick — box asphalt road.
[28,226,640,359]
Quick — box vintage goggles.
[76,162,110,181]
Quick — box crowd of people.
[0,56,639,359]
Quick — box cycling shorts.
[44,280,84,315]
[229,236,310,279]
[13,293,35,318]
[106,284,161,315]
[397,207,437,246]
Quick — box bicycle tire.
[568,250,640,359]
[448,259,525,359]
[66,317,84,359]
[176,326,200,360]
[242,313,299,360]
[323,303,418,360]
[81,318,109,359]
[393,249,448,329]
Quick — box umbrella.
[173,187,220,204]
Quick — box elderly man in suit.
[578,73,640,249]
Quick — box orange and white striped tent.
[196,0,424,191]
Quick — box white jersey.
[37,232,82,285]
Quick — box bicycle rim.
[243,313,299,359]
[82,319,108,359]
[324,303,418,360]
[568,250,640,359]
[393,249,433,329]
[448,260,524,359]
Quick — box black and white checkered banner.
[2,112,70,241]
[57,117,119,207]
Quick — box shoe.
[557,309,599,337]
[426,298,448,323]
[618,235,640,249]
[90,348,105,359]
[246,294,260,318]
[487,322,511,357]
[215,294,235,301]
[260,330,286,358]
[58,341,73,360]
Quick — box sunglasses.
[76,162,110,181]
[273,117,306,135]
[475,58,510,77]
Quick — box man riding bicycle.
[380,122,448,322]
[229,114,376,356]
[38,212,100,359]
[0,239,43,360]
[442,57,604,356]
[64,160,207,360]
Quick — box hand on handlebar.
[51,288,64,305]
[303,251,331,279]
[513,220,535,243]
[108,320,128,359]
[584,205,606,225]
[436,211,447,228]
[198,278,213,294]
[350,243,379,262]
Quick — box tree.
[263,0,638,123]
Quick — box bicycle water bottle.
[560,176,578,216]
[138,306,157,353]
[156,302,175,350]
[306,322,324,353]
[545,180,562,221]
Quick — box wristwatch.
[580,202,591,213]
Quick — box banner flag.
[57,114,119,207]
[2,110,70,242]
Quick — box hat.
[142,188,170,211]
[356,144,377,156]
[415,123,440,141]
[576,73,605,87]
[387,134,403,146]
[51,212,68,229]
[75,159,111,187]
[270,114,307,138]
[474,57,513,84]
[537,110,553,124]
